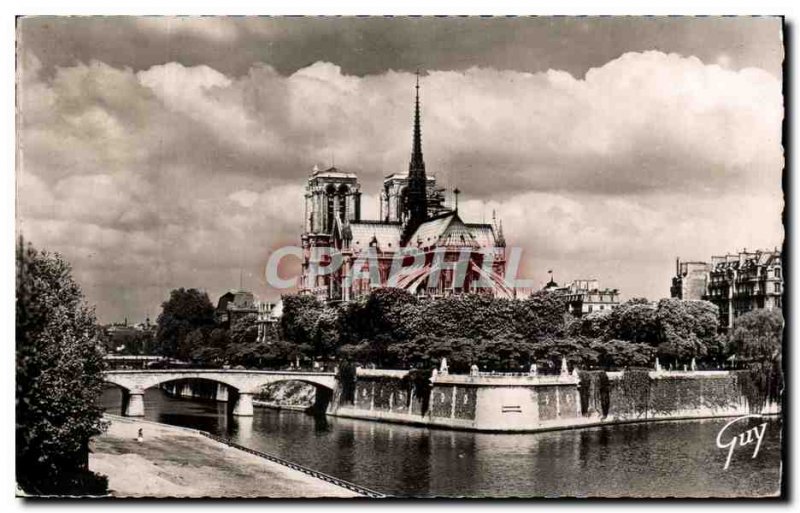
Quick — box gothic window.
[325,184,336,231]
[338,184,349,221]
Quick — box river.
[100,387,782,498]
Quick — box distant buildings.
[256,300,282,343]
[671,249,783,329]
[215,289,258,327]
[215,289,282,341]
[544,277,620,317]
[103,316,155,355]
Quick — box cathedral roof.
[348,222,403,252]
[311,166,358,179]
[407,212,494,250]
[465,223,499,248]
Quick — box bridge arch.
[102,370,337,417]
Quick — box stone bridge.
[103,369,337,417]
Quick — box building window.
[588,305,593,313]
[775,283,781,293]
[775,268,781,279]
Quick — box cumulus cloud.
[16,48,783,321]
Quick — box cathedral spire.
[410,70,425,174]
[402,70,429,245]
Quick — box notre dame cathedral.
[300,77,509,302]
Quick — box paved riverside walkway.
[89,416,361,498]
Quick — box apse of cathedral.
[300,76,509,302]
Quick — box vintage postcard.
[15,16,784,498]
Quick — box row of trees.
[279,289,730,372]
[156,288,782,372]
[153,286,784,374]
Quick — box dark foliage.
[736,358,783,413]
[155,288,216,359]
[16,239,109,495]
[728,308,783,361]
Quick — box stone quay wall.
[327,369,780,433]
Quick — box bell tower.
[300,165,361,297]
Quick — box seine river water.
[100,387,782,498]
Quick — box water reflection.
[99,387,782,498]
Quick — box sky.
[16,16,784,323]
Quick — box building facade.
[671,249,783,329]
[215,289,258,327]
[545,278,620,316]
[299,77,509,302]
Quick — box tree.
[16,239,108,495]
[155,288,216,359]
[514,291,569,341]
[728,309,783,361]
[280,294,324,345]
[191,327,231,365]
[224,314,265,368]
[532,335,597,371]
[655,298,719,363]
[312,306,341,358]
[361,287,419,341]
[571,309,613,339]
[590,339,655,369]
[230,314,259,346]
[608,298,658,344]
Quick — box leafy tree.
[261,340,309,368]
[514,291,569,341]
[337,342,375,364]
[280,294,324,345]
[571,309,613,339]
[590,339,655,369]
[532,335,597,371]
[477,335,537,372]
[312,306,341,358]
[608,298,658,344]
[230,314,259,346]
[407,293,524,341]
[16,240,108,495]
[361,287,419,341]
[388,336,477,372]
[655,298,719,363]
[155,288,216,359]
[728,308,783,361]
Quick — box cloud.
[16,49,783,321]
[133,17,240,44]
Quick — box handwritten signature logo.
[716,414,768,470]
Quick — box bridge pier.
[123,391,145,417]
[232,392,254,416]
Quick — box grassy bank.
[89,416,361,498]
